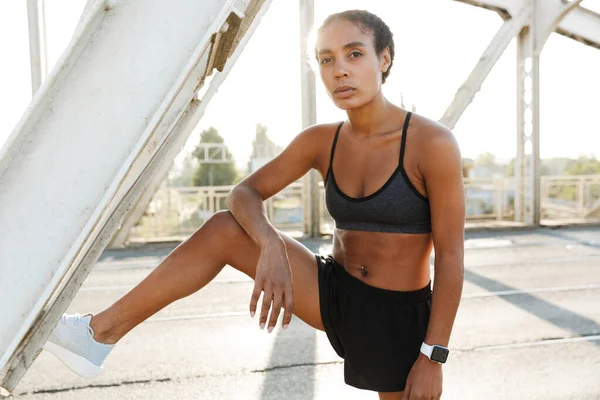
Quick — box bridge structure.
[443,0,600,227]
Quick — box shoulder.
[282,122,344,171]
[408,113,462,181]
[288,122,343,157]
[409,113,461,163]
[296,122,343,143]
[409,113,457,148]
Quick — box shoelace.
[60,314,96,338]
[61,315,79,326]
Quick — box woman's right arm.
[225,124,324,330]
[226,124,323,244]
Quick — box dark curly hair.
[315,10,395,83]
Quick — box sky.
[1,0,599,171]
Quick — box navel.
[360,265,368,277]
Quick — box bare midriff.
[332,228,433,291]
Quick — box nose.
[333,59,349,79]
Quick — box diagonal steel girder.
[439,9,529,129]
[442,0,596,129]
[454,0,600,49]
[445,0,598,225]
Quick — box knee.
[206,210,238,230]
[195,210,245,246]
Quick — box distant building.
[468,166,495,178]
[249,124,283,172]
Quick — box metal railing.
[463,175,600,221]
[129,183,306,240]
[464,176,515,220]
[127,175,600,241]
[541,175,600,219]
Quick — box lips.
[334,85,355,93]
[333,85,356,99]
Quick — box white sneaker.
[43,314,115,378]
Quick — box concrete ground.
[8,226,600,399]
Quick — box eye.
[349,51,363,58]
[320,57,333,65]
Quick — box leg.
[378,391,404,400]
[90,210,324,344]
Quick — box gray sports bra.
[324,112,432,234]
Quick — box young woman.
[44,10,465,400]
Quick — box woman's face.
[315,19,390,111]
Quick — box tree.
[504,158,515,177]
[191,127,238,186]
[168,154,197,187]
[504,156,597,177]
[567,155,600,175]
[475,152,498,169]
[502,155,600,202]
[470,152,504,177]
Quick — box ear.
[379,47,391,73]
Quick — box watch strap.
[420,342,448,363]
[420,342,434,358]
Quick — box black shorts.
[316,254,432,393]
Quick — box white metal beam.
[440,11,528,129]
[109,100,202,248]
[454,0,600,49]
[0,0,272,392]
[26,0,47,95]
[515,21,541,225]
[450,0,599,226]
[453,0,525,18]
[556,3,600,49]
[534,0,584,54]
[300,0,320,237]
[534,0,583,54]
[110,0,269,247]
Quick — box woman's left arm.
[403,125,465,400]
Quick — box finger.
[259,286,273,329]
[267,289,284,333]
[249,282,263,318]
[402,383,411,400]
[282,284,294,328]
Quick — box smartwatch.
[420,342,449,364]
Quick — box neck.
[346,91,397,138]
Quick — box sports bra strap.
[399,111,412,163]
[328,122,344,171]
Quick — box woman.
[44,10,465,400]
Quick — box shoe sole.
[43,341,102,378]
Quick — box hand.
[249,237,294,332]
[403,353,443,400]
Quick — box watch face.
[431,346,449,363]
